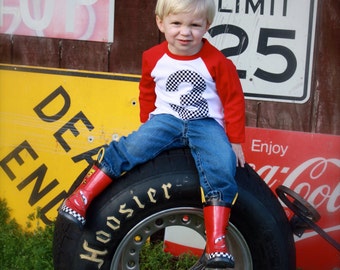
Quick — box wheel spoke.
[110,207,252,270]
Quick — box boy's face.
[156,12,210,56]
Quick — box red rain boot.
[204,199,235,268]
[59,163,112,228]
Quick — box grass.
[140,241,198,270]
[0,199,54,270]
[0,198,198,270]
[1,199,305,269]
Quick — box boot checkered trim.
[60,203,86,226]
[208,252,234,262]
[208,251,234,261]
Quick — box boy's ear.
[156,15,165,32]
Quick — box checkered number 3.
[166,70,209,120]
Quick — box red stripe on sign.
[163,240,204,257]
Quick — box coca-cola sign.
[243,127,340,269]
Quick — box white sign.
[206,0,318,103]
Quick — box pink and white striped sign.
[0,0,115,42]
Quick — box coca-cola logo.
[250,157,340,214]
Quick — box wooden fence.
[0,0,339,135]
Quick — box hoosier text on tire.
[53,148,296,270]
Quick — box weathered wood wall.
[0,0,339,135]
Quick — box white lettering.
[80,240,107,268]
[162,183,172,199]
[20,0,54,31]
[65,0,96,37]
[218,0,288,16]
[96,230,111,244]
[0,0,101,40]
[0,0,21,31]
[328,183,340,212]
[251,139,288,157]
[106,216,120,231]
[147,188,157,203]
[256,157,340,214]
[133,195,145,209]
[119,203,133,218]
[257,165,280,186]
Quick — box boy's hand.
[231,143,245,167]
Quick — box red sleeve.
[217,60,246,143]
[139,42,168,123]
[139,51,157,123]
[202,42,246,143]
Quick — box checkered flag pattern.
[166,70,209,120]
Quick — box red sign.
[243,127,340,269]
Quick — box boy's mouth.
[178,39,191,45]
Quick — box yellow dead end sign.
[0,65,141,228]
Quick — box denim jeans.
[100,114,237,204]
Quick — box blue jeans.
[100,114,237,204]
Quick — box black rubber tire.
[53,148,295,270]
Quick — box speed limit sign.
[206,0,318,103]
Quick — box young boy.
[59,0,245,268]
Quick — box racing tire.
[53,148,296,270]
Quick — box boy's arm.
[216,59,246,144]
[215,58,246,166]
[139,53,156,123]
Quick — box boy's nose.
[180,26,191,35]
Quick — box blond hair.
[155,0,216,25]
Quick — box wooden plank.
[312,0,340,135]
[60,40,109,71]
[0,34,12,64]
[12,36,60,67]
[245,100,312,132]
[109,0,160,74]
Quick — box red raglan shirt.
[139,39,245,143]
